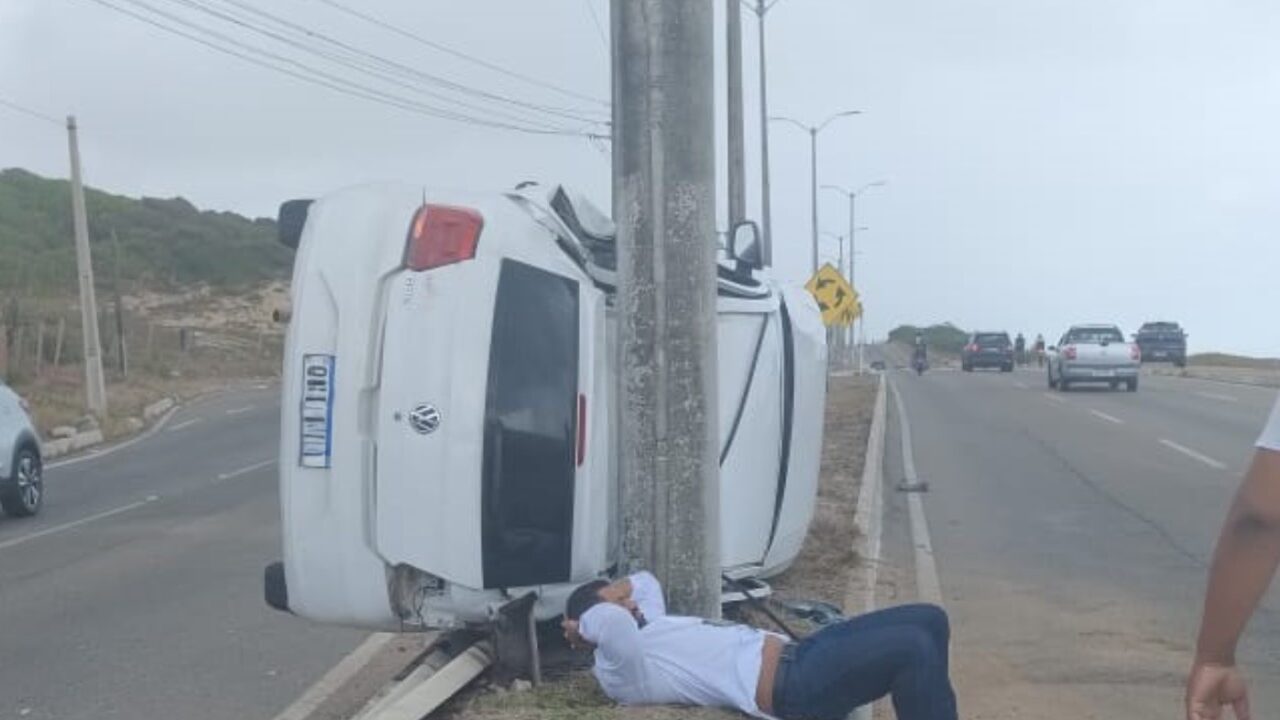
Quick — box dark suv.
[962,331,1015,372]
[1134,321,1187,367]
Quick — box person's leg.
[777,605,957,720]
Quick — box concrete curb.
[847,373,887,720]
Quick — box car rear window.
[975,333,1010,346]
[1068,328,1124,344]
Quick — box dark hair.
[565,579,610,621]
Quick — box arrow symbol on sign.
[815,278,834,290]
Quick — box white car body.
[1047,324,1141,392]
[268,183,827,630]
[0,381,43,517]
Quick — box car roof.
[1069,324,1121,330]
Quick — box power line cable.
[0,96,62,126]
[162,0,601,131]
[583,0,609,50]
[185,0,609,126]
[314,0,609,109]
[84,0,602,137]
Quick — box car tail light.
[967,344,978,353]
[1130,344,1141,361]
[1064,345,1078,360]
[576,394,587,467]
[404,204,483,271]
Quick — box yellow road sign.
[804,263,860,327]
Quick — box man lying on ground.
[561,571,958,720]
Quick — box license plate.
[1092,369,1115,378]
[300,354,335,468]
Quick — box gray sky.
[2,0,1277,355]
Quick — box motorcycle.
[913,354,928,376]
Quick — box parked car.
[0,381,43,518]
[265,182,827,631]
[1047,324,1140,392]
[1134,321,1187,367]
[962,331,1015,372]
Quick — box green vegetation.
[0,167,290,295]
[889,323,970,354]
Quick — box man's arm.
[1194,447,1280,661]
[628,571,667,620]
[579,603,645,676]
[1187,446,1280,719]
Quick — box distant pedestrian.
[1034,334,1046,368]
[1014,333,1026,365]
[1185,397,1280,720]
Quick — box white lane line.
[47,405,180,469]
[167,418,203,432]
[216,459,276,481]
[226,405,255,416]
[271,632,400,720]
[889,380,944,605]
[0,496,160,552]
[1196,391,1240,403]
[1014,381,1029,389]
[1159,439,1228,471]
[1043,392,1065,404]
[1089,409,1124,425]
[850,375,887,614]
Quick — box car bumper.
[1061,364,1139,381]
[965,354,1013,367]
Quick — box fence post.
[53,316,66,371]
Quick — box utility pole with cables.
[726,0,746,230]
[66,115,107,417]
[612,0,721,617]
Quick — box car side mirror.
[728,220,763,271]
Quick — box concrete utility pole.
[67,115,107,417]
[726,0,746,230]
[612,0,721,618]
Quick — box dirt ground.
[439,373,881,720]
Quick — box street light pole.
[771,111,862,275]
[752,0,776,266]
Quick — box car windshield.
[1068,328,1125,344]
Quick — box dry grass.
[446,373,881,720]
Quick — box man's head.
[565,579,610,623]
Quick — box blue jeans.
[773,604,958,720]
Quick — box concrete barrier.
[143,397,176,421]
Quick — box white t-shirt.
[578,572,771,718]
[1259,396,1280,452]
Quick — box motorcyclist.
[1014,333,1027,365]
[913,332,928,368]
[1034,333,1047,367]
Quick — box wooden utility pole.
[67,115,108,415]
[612,0,721,617]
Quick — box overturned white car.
[265,182,826,630]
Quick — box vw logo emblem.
[408,403,442,435]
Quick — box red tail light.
[1064,345,1078,360]
[404,204,483,271]
[1130,344,1141,361]
[967,344,978,353]
[576,394,587,467]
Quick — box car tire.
[1002,363,1014,373]
[962,363,972,372]
[1127,378,1138,392]
[1047,369,1057,389]
[1,445,43,518]
[1059,377,1071,392]
[1109,381,1120,390]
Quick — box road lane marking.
[889,380,944,605]
[1043,392,1065,404]
[1159,439,1228,470]
[272,632,402,720]
[1195,391,1239,403]
[1014,381,1029,389]
[1089,409,1124,425]
[216,459,276,481]
[226,405,255,416]
[0,496,160,552]
[167,418,203,432]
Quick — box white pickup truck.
[264,182,827,631]
[1047,324,1141,392]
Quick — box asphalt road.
[0,386,364,720]
[880,358,1280,718]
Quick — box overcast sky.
[2,0,1277,355]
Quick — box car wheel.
[1047,368,1057,389]
[1002,363,1014,373]
[1109,381,1120,390]
[1,446,43,518]
[1127,378,1138,392]
[962,363,972,372]
[1059,376,1071,392]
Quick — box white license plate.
[300,354,335,468]
[1092,369,1115,378]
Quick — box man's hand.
[562,618,586,650]
[1186,662,1250,720]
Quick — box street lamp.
[821,180,886,291]
[770,110,863,275]
[744,0,789,267]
